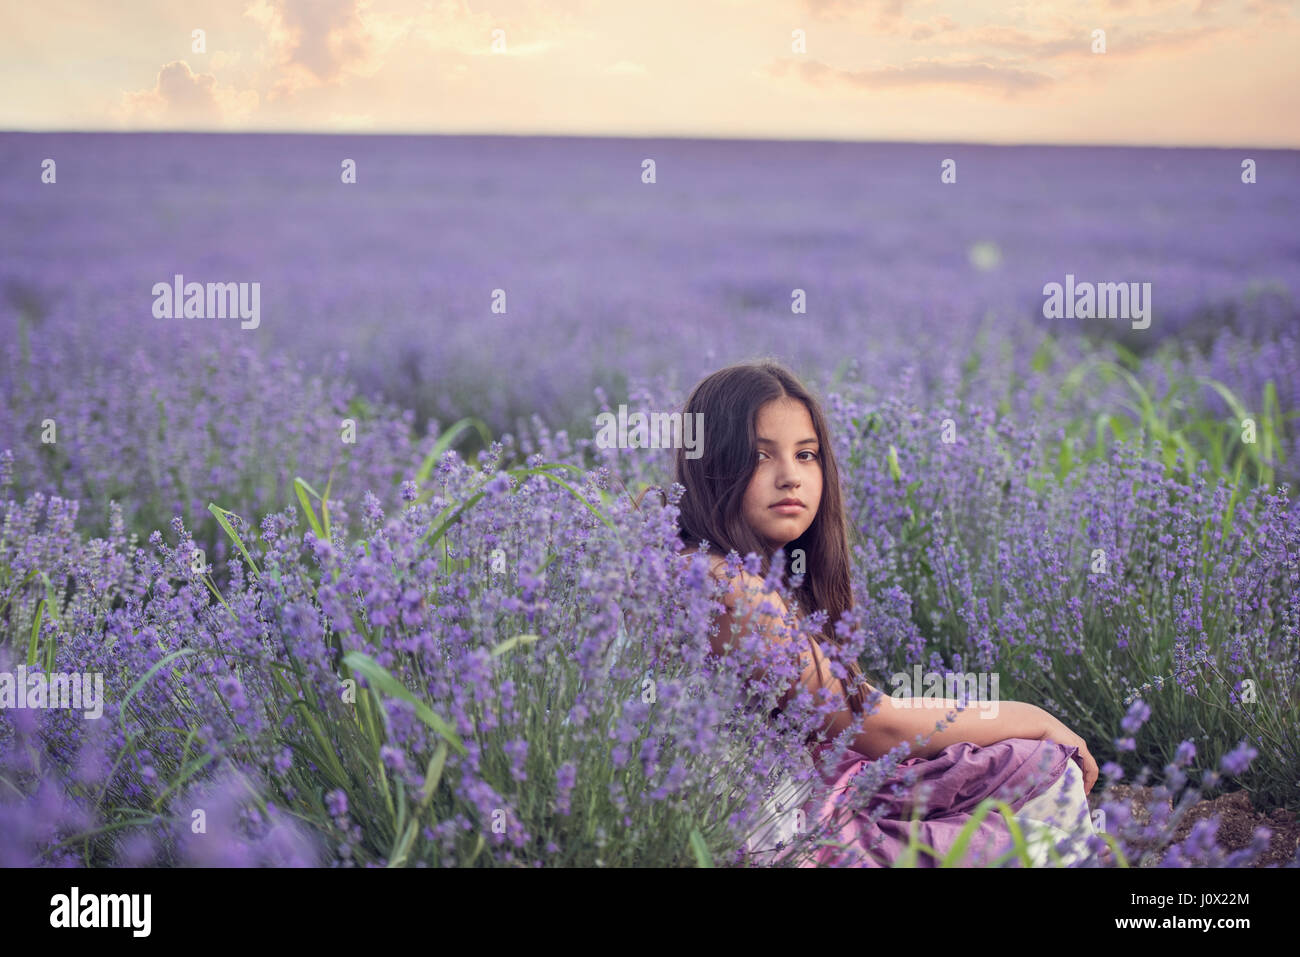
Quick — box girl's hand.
[1039,717,1098,795]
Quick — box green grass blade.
[26,598,45,667]
[118,649,196,738]
[207,503,262,578]
[321,467,336,540]
[689,828,714,867]
[940,798,1014,866]
[490,633,540,658]
[418,740,450,814]
[293,477,326,540]
[415,417,494,485]
[342,651,467,755]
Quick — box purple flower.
[362,490,386,525]
[273,748,293,776]
[1120,699,1151,735]
[1220,741,1259,777]
[554,763,577,816]
[503,738,529,783]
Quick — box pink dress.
[745,736,1094,867]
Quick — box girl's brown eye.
[758,450,818,462]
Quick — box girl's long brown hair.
[637,358,872,718]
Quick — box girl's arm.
[711,565,1055,760]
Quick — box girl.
[667,358,1099,867]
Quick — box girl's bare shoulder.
[678,544,730,579]
[678,546,775,609]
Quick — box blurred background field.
[3,133,1297,499]
[1,133,1297,866]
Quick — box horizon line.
[3,128,1297,152]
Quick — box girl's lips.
[770,504,804,514]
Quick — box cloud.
[414,0,588,57]
[1098,0,1179,9]
[1103,0,1293,14]
[116,60,258,126]
[1103,24,1227,55]
[768,56,1055,96]
[962,26,1085,58]
[799,0,909,22]
[606,60,648,75]
[245,0,406,97]
[798,0,931,33]
[914,22,1227,61]
[910,15,959,41]
[1244,0,1298,16]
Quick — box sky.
[2,0,1297,146]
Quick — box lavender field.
[1,132,1297,867]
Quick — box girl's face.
[742,397,822,553]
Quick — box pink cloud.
[118,60,258,126]
[246,0,386,97]
[769,56,1055,96]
